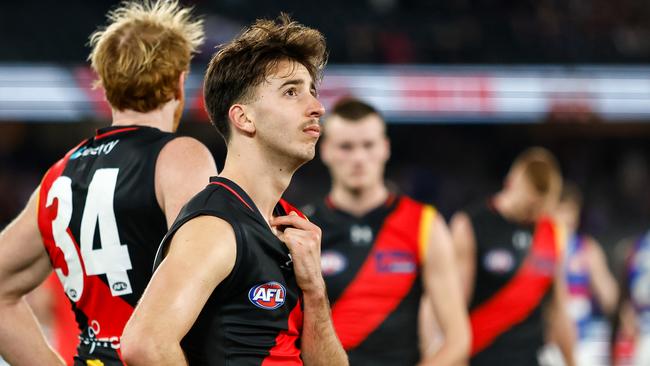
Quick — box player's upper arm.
[155,137,218,227]
[0,188,52,303]
[422,214,471,361]
[123,215,236,343]
[449,211,476,302]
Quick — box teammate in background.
[612,231,650,366]
[0,1,217,364]
[451,147,576,366]
[554,182,618,366]
[304,98,469,365]
[121,15,348,366]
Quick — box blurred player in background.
[0,1,217,364]
[305,98,470,365]
[553,182,618,366]
[451,147,576,366]
[121,14,348,366]
[612,230,650,366]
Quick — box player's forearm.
[121,330,187,366]
[420,324,470,366]
[300,289,348,366]
[0,298,65,366]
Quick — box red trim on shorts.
[469,217,558,355]
[210,181,254,211]
[95,127,139,140]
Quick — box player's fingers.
[270,214,319,233]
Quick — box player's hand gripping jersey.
[153,177,305,365]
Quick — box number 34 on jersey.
[45,168,133,301]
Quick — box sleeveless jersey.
[628,230,650,335]
[153,176,304,365]
[37,125,176,365]
[306,194,435,366]
[565,234,609,339]
[468,202,560,366]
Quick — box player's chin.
[295,146,316,162]
[342,178,367,191]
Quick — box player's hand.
[270,211,326,295]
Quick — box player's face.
[321,114,389,192]
[247,60,325,164]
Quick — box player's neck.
[220,143,297,224]
[329,183,389,217]
[111,100,178,132]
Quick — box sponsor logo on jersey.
[375,250,416,273]
[321,250,347,276]
[483,249,515,274]
[70,140,119,160]
[248,282,286,310]
[78,320,120,353]
[350,225,373,245]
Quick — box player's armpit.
[155,136,218,228]
[0,188,64,365]
[121,215,236,366]
[420,215,471,366]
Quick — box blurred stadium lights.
[2,64,650,123]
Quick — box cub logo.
[248,281,286,310]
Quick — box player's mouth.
[303,124,321,138]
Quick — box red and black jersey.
[153,176,304,365]
[37,125,176,365]
[306,194,435,366]
[468,201,560,366]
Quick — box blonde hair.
[89,0,204,112]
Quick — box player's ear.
[228,104,255,136]
[175,71,186,101]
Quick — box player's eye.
[284,88,298,97]
[339,142,353,151]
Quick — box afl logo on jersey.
[248,282,286,310]
[321,251,347,276]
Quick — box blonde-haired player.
[0,1,216,365]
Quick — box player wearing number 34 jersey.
[0,2,216,365]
